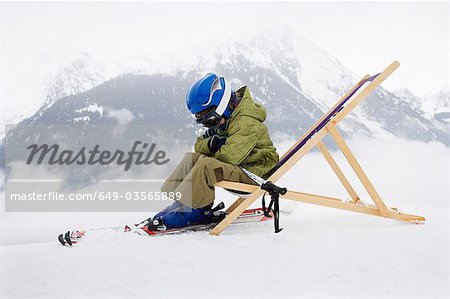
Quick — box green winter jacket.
[194,86,279,178]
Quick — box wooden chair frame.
[210,61,425,236]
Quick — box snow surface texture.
[0,137,448,298]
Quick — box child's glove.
[202,127,218,138]
[208,136,227,153]
[202,123,227,138]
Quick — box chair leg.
[225,197,246,213]
[317,141,360,203]
[327,124,390,217]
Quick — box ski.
[58,207,276,247]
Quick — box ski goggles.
[195,106,221,128]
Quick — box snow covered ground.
[1,137,449,298]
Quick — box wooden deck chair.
[211,61,425,236]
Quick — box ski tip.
[64,231,73,246]
[58,234,66,246]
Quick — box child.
[148,73,279,230]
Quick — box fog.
[1,136,448,245]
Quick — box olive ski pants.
[160,153,256,209]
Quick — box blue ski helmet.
[186,73,235,127]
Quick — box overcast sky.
[0,1,448,119]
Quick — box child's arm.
[214,116,262,165]
[194,136,213,156]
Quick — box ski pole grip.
[261,181,287,195]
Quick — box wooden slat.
[327,124,390,217]
[215,181,425,222]
[215,181,257,193]
[216,181,341,202]
[332,61,400,125]
[225,197,246,213]
[282,190,425,222]
[317,141,360,203]
[279,74,371,161]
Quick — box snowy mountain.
[396,88,450,122]
[1,32,449,172]
[424,89,449,124]
[43,52,118,106]
[394,87,449,143]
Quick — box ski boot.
[204,202,226,224]
[144,217,168,231]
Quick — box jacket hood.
[230,86,266,122]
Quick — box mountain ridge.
[1,31,448,158]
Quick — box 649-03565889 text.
[9,191,182,201]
